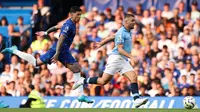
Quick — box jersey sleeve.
[115,33,124,45]
[59,24,71,37]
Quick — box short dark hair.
[29,85,34,90]
[70,6,82,13]
[188,86,195,90]
[163,45,168,49]
[135,40,140,45]
[124,14,134,19]
[18,16,23,20]
[164,3,170,6]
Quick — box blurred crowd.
[0,1,200,97]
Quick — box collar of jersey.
[122,26,130,32]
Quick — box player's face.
[72,11,82,23]
[127,16,135,29]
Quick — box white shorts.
[104,55,134,75]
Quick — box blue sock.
[131,83,140,100]
[84,77,98,84]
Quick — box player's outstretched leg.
[1,46,37,66]
[66,63,93,103]
[123,71,148,108]
[73,73,112,90]
[74,73,93,103]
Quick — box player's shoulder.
[63,19,74,26]
[116,27,126,36]
[61,20,75,32]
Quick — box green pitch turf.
[0,109,200,112]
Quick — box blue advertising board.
[0,96,199,108]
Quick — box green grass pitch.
[0,109,200,112]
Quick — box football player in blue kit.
[1,6,93,103]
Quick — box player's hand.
[93,42,101,50]
[51,53,59,63]
[35,31,46,37]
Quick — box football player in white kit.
[73,14,148,108]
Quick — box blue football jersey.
[52,19,76,50]
[110,26,132,60]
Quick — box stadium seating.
[0,0,37,7]
[0,9,32,14]
[0,26,9,38]
[0,9,32,24]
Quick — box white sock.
[13,49,36,67]
[73,72,84,96]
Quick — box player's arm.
[45,25,60,35]
[118,44,138,65]
[118,44,132,59]
[35,24,62,36]
[94,34,115,49]
[55,34,66,55]
[116,33,138,64]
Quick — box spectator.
[156,45,170,61]
[170,35,185,58]
[188,73,195,86]
[0,16,8,26]
[181,87,188,96]
[139,85,150,96]
[97,23,109,39]
[169,8,179,25]
[92,7,101,22]
[16,16,24,27]
[135,3,143,16]
[80,5,88,19]
[131,41,142,57]
[8,24,21,48]
[161,68,177,90]
[155,87,166,96]
[141,10,154,28]
[158,32,171,50]
[188,86,197,96]
[10,55,20,73]
[168,59,181,80]
[104,8,114,21]
[192,55,200,71]
[178,75,190,89]
[0,86,12,96]
[191,2,200,21]
[7,81,18,96]
[54,85,64,96]
[161,3,173,20]
[0,64,11,84]
[19,87,28,96]
[178,1,187,17]
[180,63,196,79]
[0,34,6,51]
[148,80,159,97]
[87,28,101,42]
[30,35,49,52]
[154,10,163,27]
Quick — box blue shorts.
[40,48,76,65]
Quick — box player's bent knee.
[66,62,81,73]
